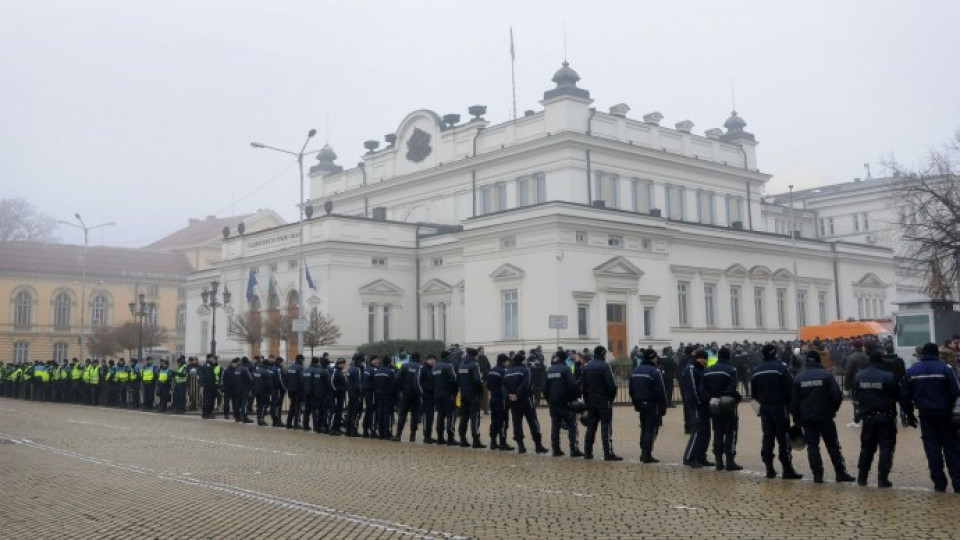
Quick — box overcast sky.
[2,0,958,247]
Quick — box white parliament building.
[185,62,912,360]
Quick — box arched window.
[54,292,71,329]
[13,341,29,362]
[91,293,108,328]
[53,342,69,361]
[145,304,158,328]
[14,291,32,327]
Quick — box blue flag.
[304,260,316,291]
[245,268,257,302]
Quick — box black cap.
[642,348,658,363]
[593,345,607,359]
[718,347,731,361]
[693,349,708,360]
[806,350,822,364]
[922,342,940,357]
[761,344,778,359]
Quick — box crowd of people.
[3,336,959,493]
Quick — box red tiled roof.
[146,214,255,249]
[0,242,192,281]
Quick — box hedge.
[357,339,446,360]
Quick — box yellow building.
[1,241,192,361]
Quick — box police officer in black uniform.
[503,351,548,454]
[270,357,286,427]
[457,348,484,448]
[701,347,742,471]
[544,349,581,457]
[315,357,332,433]
[629,348,667,463]
[345,354,364,437]
[361,355,380,437]
[285,355,304,429]
[253,358,273,426]
[853,350,900,488]
[751,343,803,480]
[433,351,458,445]
[486,353,514,451]
[419,354,436,444]
[374,357,397,439]
[235,357,254,423]
[581,345,622,461]
[791,350,855,484]
[682,349,714,468]
[328,358,347,435]
[300,357,319,431]
[394,352,423,442]
[201,354,219,419]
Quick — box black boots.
[603,453,623,462]
[781,463,803,480]
[552,445,565,457]
[517,442,527,454]
[725,456,743,471]
[534,442,549,454]
[765,462,777,479]
[836,470,856,483]
[714,455,724,471]
[640,451,659,463]
[878,473,892,489]
[857,470,869,487]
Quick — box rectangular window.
[730,285,742,328]
[818,290,828,324]
[853,213,860,232]
[730,197,743,224]
[704,284,716,327]
[640,238,652,250]
[677,281,690,326]
[643,307,653,337]
[698,191,714,224]
[828,218,835,235]
[797,290,808,327]
[754,287,765,328]
[147,284,160,298]
[517,177,530,207]
[667,185,685,220]
[862,212,869,231]
[631,179,653,213]
[818,218,826,237]
[536,173,546,204]
[383,305,390,341]
[177,287,186,300]
[606,303,625,323]
[431,257,443,267]
[496,182,508,211]
[372,257,387,267]
[502,289,519,339]
[593,172,605,203]
[577,304,589,338]
[480,186,492,215]
[777,288,788,329]
[608,235,623,247]
[13,341,29,363]
[201,322,209,355]
[500,236,517,249]
[368,305,376,343]
[288,259,298,270]
[607,175,620,209]
[575,230,587,244]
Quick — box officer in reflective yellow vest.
[115,359,130,408]
[172,357,188,414]
[24,362,36,401]
[70,360,83,403]
[12,364,24,399]
[88,361,101,406]
[213,362,223,412]
[141,357,157,409]
[129,358,142,408]
[156,359,172,413]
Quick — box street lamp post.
[200,280,230,355]
[59,215,116,361]
[128,293,153,361]
[250,128,317,354]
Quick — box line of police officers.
[4,340,959,492]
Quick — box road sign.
[292,317,308,332]
[548,315,568,330]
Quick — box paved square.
[0,398,957,539]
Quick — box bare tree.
[887,129,960,299]
[302,310,341,358]
[87,326,121,359]
[114,323,140,358]
[264,312,293,343]
[228,312,263,355]
[0,198,58,242]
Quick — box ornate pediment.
[359,279,404,296]
[726,263,748,277]
[489,263,525,282]
[593,256,644,279]
[749,265,773,278]
[420,278,454,295]
[773,268,794,282]
[854,273,888,288]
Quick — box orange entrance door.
[606,303,627,359]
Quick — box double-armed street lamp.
[128,293,154,361]
[59,214,116,361]
[250,128,318,352]
[200,280,230,356]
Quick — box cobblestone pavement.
[1,398,958,539]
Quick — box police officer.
[487,353,512,451]
[660,347,678,408]
[581,345,622,461]
[701,347,742,471]
[791,350,855,484]
[457,348,485,448]
[172,357,189,414]
[285,355,304,428]
[853,350,900,488]
[901,342,960,492]
[270,357,286,427]
[328,358,347,435]
[315,357,332,433]
[374,356,397,439]
[252,358,271,426]
[345,354,364,437]
[300,357,319,431]
[751,343,803,480]
[115,358,129,407]
[545,349,581,457]
[156,359,172,412]
[141,357,157,410]
[682,349,714,468]
[361,355,380,437]
[419,354,437,444]
[432,351,458,445]
[394,352,423,442]
[235,357,253,423]
[503,351,548,454]
[201,354,219,419]
[129,358,141,408]
[679,346,697,435]
[629,348,667,463]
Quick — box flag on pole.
[304,259,316,291]
[268,274,278,299]
[245,268,257,302]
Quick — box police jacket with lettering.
[271,365,286,393]
[629,362,667,412]
[502,364,531,401]
[285,362,303,394]
[790,361,843,422]
[486,365,506,400]
[418,364,434,395]
[200,363,218,390]
[347,365,362,396]
[314,366,331,397]
[680,363,704,403]
[222,366,237,392]
[432,361,457,399]
[252,365,266,394]
[700,362,738,403]
[301,365,319,397]
[362,364,377,393]
[330,368,346,395]
[236,364,253,392]
[399,360,423,397]
[853,364,898,416]
[457,357,483,400]
[544,362,579,405]
[901,356,960,414]
[581,359,617,407]
[374,365,396,398]
[751,360,794,408]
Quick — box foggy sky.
[2,0,958,247]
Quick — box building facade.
[185,62,897,359]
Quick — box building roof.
[147,213,257,250]
[767,176,899,204]
[0,241,193,280]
